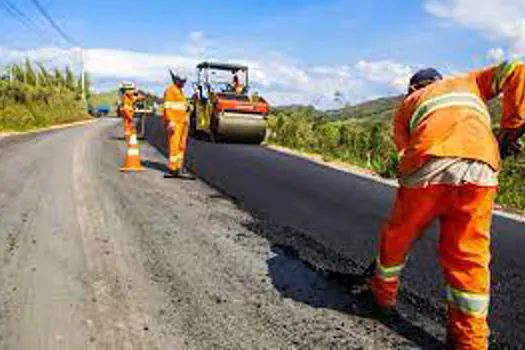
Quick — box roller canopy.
[197,62,248,72]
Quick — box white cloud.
[183,31,208,58]
[486,47,524,63]
[355,60,413,91]
[85,49,198,84]
[487,47,505,63]
[425,0,525,53]
[0,47,81,67]
[0,32,412,109]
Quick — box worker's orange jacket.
[120,91,143,116]
[394,60,525,176]
[122,91,135,109]
[233,76,243,94]
[163,84,187,124]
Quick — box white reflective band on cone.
[127,148,140,156]
[130,134,138,144]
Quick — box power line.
[4,0,87,109]
[1,0,40,35]
[29,0,77,47]
[1,0,63,48]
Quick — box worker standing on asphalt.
[119,85,145,141]
[162,70,194,178]
[369,61,525,349]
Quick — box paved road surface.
[0,118,522,349]
[1,119,447,349]
[184,132,525,348]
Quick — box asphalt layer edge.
[264,143,525,224]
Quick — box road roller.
[190,62,270,144]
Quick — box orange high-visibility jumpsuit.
[370,60,525,349]
[120,91,139,141]
[162,84,188,173]
[233,75,243,94]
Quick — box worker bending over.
[369,61,525,349]
[162,70,193,178]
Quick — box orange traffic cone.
[120,131,144,172]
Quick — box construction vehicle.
[190,62,270,144]
[134,91,155,139]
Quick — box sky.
[1,0,525,108]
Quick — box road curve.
[1,118,448,349]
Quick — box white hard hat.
[120,81,136,89]
[169,70,188,86]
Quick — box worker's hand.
[498,127,524,159]
[167,122,176,134]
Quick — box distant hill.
[325,95,402,121]
[274,93,502,124]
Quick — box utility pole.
[78,48,88,111]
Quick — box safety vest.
[121,92,136,111]
[394,60,525,175]
[163,84,187,123]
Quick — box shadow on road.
[266,243,446,349]
[109,136,126,142]
[236,217,446,349]
[142,159,171,174]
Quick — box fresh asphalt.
[185,136,525,348]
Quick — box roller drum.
[214,112,267,144]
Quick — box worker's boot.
[179,167,196,180]
[164,168,181,178]
[354,286,399,320]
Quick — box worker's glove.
[498,127,524,160]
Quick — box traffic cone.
[120,131,144,172]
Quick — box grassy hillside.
[325,96,402,121]
[90,90,119,114]
[267,96,525,211]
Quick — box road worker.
[162,70,194,178]
[232,71,243,94]
[369,61,525,349]
[119,84,145,141]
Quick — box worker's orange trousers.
[166,118,188,173]
[120,108,133,141]
[370,184,496,350]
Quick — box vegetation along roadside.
[266,99,525,212]
[0,59,91,132]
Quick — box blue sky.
[1,0,524,107]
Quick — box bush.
[497,156,525,210]
[0,61,90,131]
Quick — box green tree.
[23,58,37,86]
[65,66,76,91]
[37,63,52,87]
[54,68,65,88]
